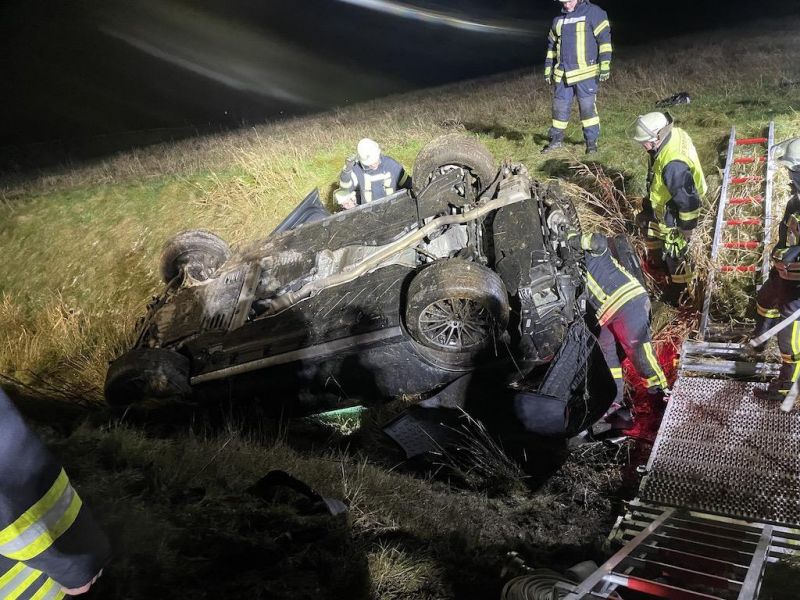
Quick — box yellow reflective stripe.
[598,286,645,325]
[596,280,641,317]
[757,304,780,318]
[546,50,556,59]
[576,21,586,68]
[555,19,563,36]
[585,273,607,303]
[610,367,623,379]
[593,20,609,36]
[643,343,668,388]
[582,116,600,127]
[792,361,800,386]
[0,563,28,589]
[678,208,701,221]
[545,66,553,75]
[598,43,613,54]
[792,322,800,359]
[600,60,611,70]
[565,64,599,77]
[5,569,41,600]
[397,172,408,187]
[0,470,69,545]
[29,578,61,600]
[548,30,556,43]
[554,67,564,77]
[552,119,569,130]
[566,69,599,83]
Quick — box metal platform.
[642,377,800,525]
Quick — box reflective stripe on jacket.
[544,1,612,84]
[337,156,410,205]
[0,389,109,598]
[648,128,707,228]
[585,248,647,326]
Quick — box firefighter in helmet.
[751,137,800,401]
[541,0,612,155]
[333,139,411,209]
[632,112,707,302]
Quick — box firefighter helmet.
[773,137,800,172]
[631,112,670,143]
[357,138,381,168]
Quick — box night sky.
[0,0,794,170]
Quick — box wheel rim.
[418,297,492,351]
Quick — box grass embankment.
[1,18,800,599]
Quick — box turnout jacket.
[645,128,707,237]
[583,240,648,326]
[337,156,411,205]
[0,389,109,600]
[545,0,612,84]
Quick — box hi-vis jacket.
[338,157,411,205]
[544,1,612,85]
[643,128,707,243]
[0,389,109,600]
[584,246,647,326]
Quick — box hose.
[500,569,575,600]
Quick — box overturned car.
[106,134,619,436]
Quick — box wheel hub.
[418,298,491,351]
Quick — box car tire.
[160,230,230,283]
[405,259,509,367]
[104,348,192,407]
[412,134,497,197]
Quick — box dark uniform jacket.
[544,0,612,84]
[0,389,109,599]
[583,239,647,325]
[338,157,411,205]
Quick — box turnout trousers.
[548,79,600,144]
[596,295,668,405]
[754,271,800,395]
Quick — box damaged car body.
[105,134,616,437]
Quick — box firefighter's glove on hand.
[344,154,357,171]
[598,70,610,82]
[663,229,688,259]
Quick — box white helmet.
[631,112,670,143]
[357,138,381,167]
[773,137,800,172]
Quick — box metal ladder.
[699,123,776,341]
[560,499,799,600]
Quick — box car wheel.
[104,348,192,407]
[406,259,509,366]
[160,230,230,283]
[412,134,497,197]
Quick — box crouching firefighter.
[0,387,109,598]
[571,232,669,427]
[632,112,706,302]
[750,137,800,402]
[333,138,411,210]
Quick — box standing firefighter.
[573,233,669,425]
[0,387,109,598]
[632,112,707,300]
[751,137,800,402]
[334,138,411,209]
[542,0,612,155]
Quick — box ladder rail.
[760,122,776,284]
[699,126,737,340]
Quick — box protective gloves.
[663,228,688,259]
[344,154,357,171]
[598,69,610,82]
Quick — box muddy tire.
[105,348,192,407]
[160,230,230,283]
[412,134,497,196]
[406,259,509,368]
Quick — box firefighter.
[573,232,669,425]
[751,137,800,401]
[0,387,109,597]
[541,0,612,155]
[333,138,411,209]
[632,112,707,301]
